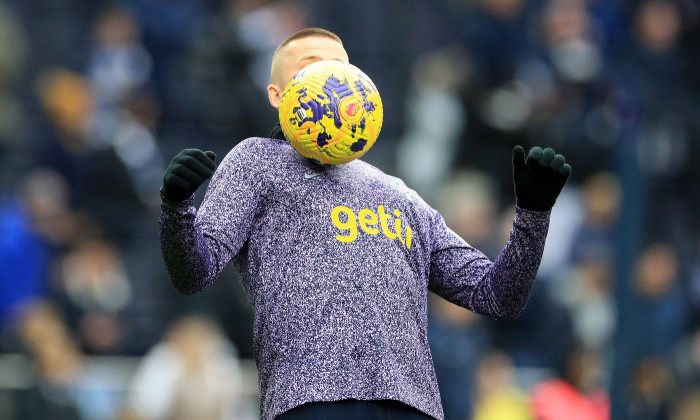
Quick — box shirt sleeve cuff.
[514,205,552,220]
[160,188,195,211]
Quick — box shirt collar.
[269,123,287,141]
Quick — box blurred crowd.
[0,0,699,419]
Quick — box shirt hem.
[268,392,442,420]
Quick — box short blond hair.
[270,27,343,85]
[274,27,342,56]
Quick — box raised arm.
[159,142,267,294]
[428,146,571,320]
[159,148,219,294]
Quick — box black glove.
[512,146,571,212]
[162,149,217,202]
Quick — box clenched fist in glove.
[512,146,571,212]
[162,149,217,202]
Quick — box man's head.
[267,28,348,109]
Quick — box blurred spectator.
[15,300,119,420]
[0,193,46,328]
[0,185,41,328]
[570,172,621,264]
[455,0,536,192]
[527,0,617,181]
[634,0,683,55]
[626,357,674,420]
[33,68,121,218]
[186,9,257,139]
[121,0,204,74]
[428,295,487,420]
[87,7,152,108]
[18,169,90,249]
[532,348,609,420]
[542,0,603,84]
[560,255,615,352]
[473,351,532,420]
[396,47,469,202]
[34,66,163,231]
[617,0,695,241]
[88,96,166,211]
[633,243,687,357]
[54,239,132,355]
[463,0,533,86]
[119,315,252,420]
[0,169,80,330]
[231,0,306,92]
[86,7,164,210]
[16,300,84,420]
[549,172,620,352]
[37,69,94,155]
[185,0,304,141]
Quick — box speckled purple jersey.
[159,137,551,420]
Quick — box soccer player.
[159,28,571,420]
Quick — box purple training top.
[159,137,551,420]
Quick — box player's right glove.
[162,149,217,202]
[512,146,571,212]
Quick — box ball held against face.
[278,60,383,165]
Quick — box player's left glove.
[512,146,571,212]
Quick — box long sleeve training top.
[159,137,551,420]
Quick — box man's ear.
[267,84,282,109]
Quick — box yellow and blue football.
[278,60,383,165]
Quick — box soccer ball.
[278,60,383,165]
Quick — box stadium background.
[0,0,699,418]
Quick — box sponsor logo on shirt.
[330,205,413,248]
[304,172,324,179]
